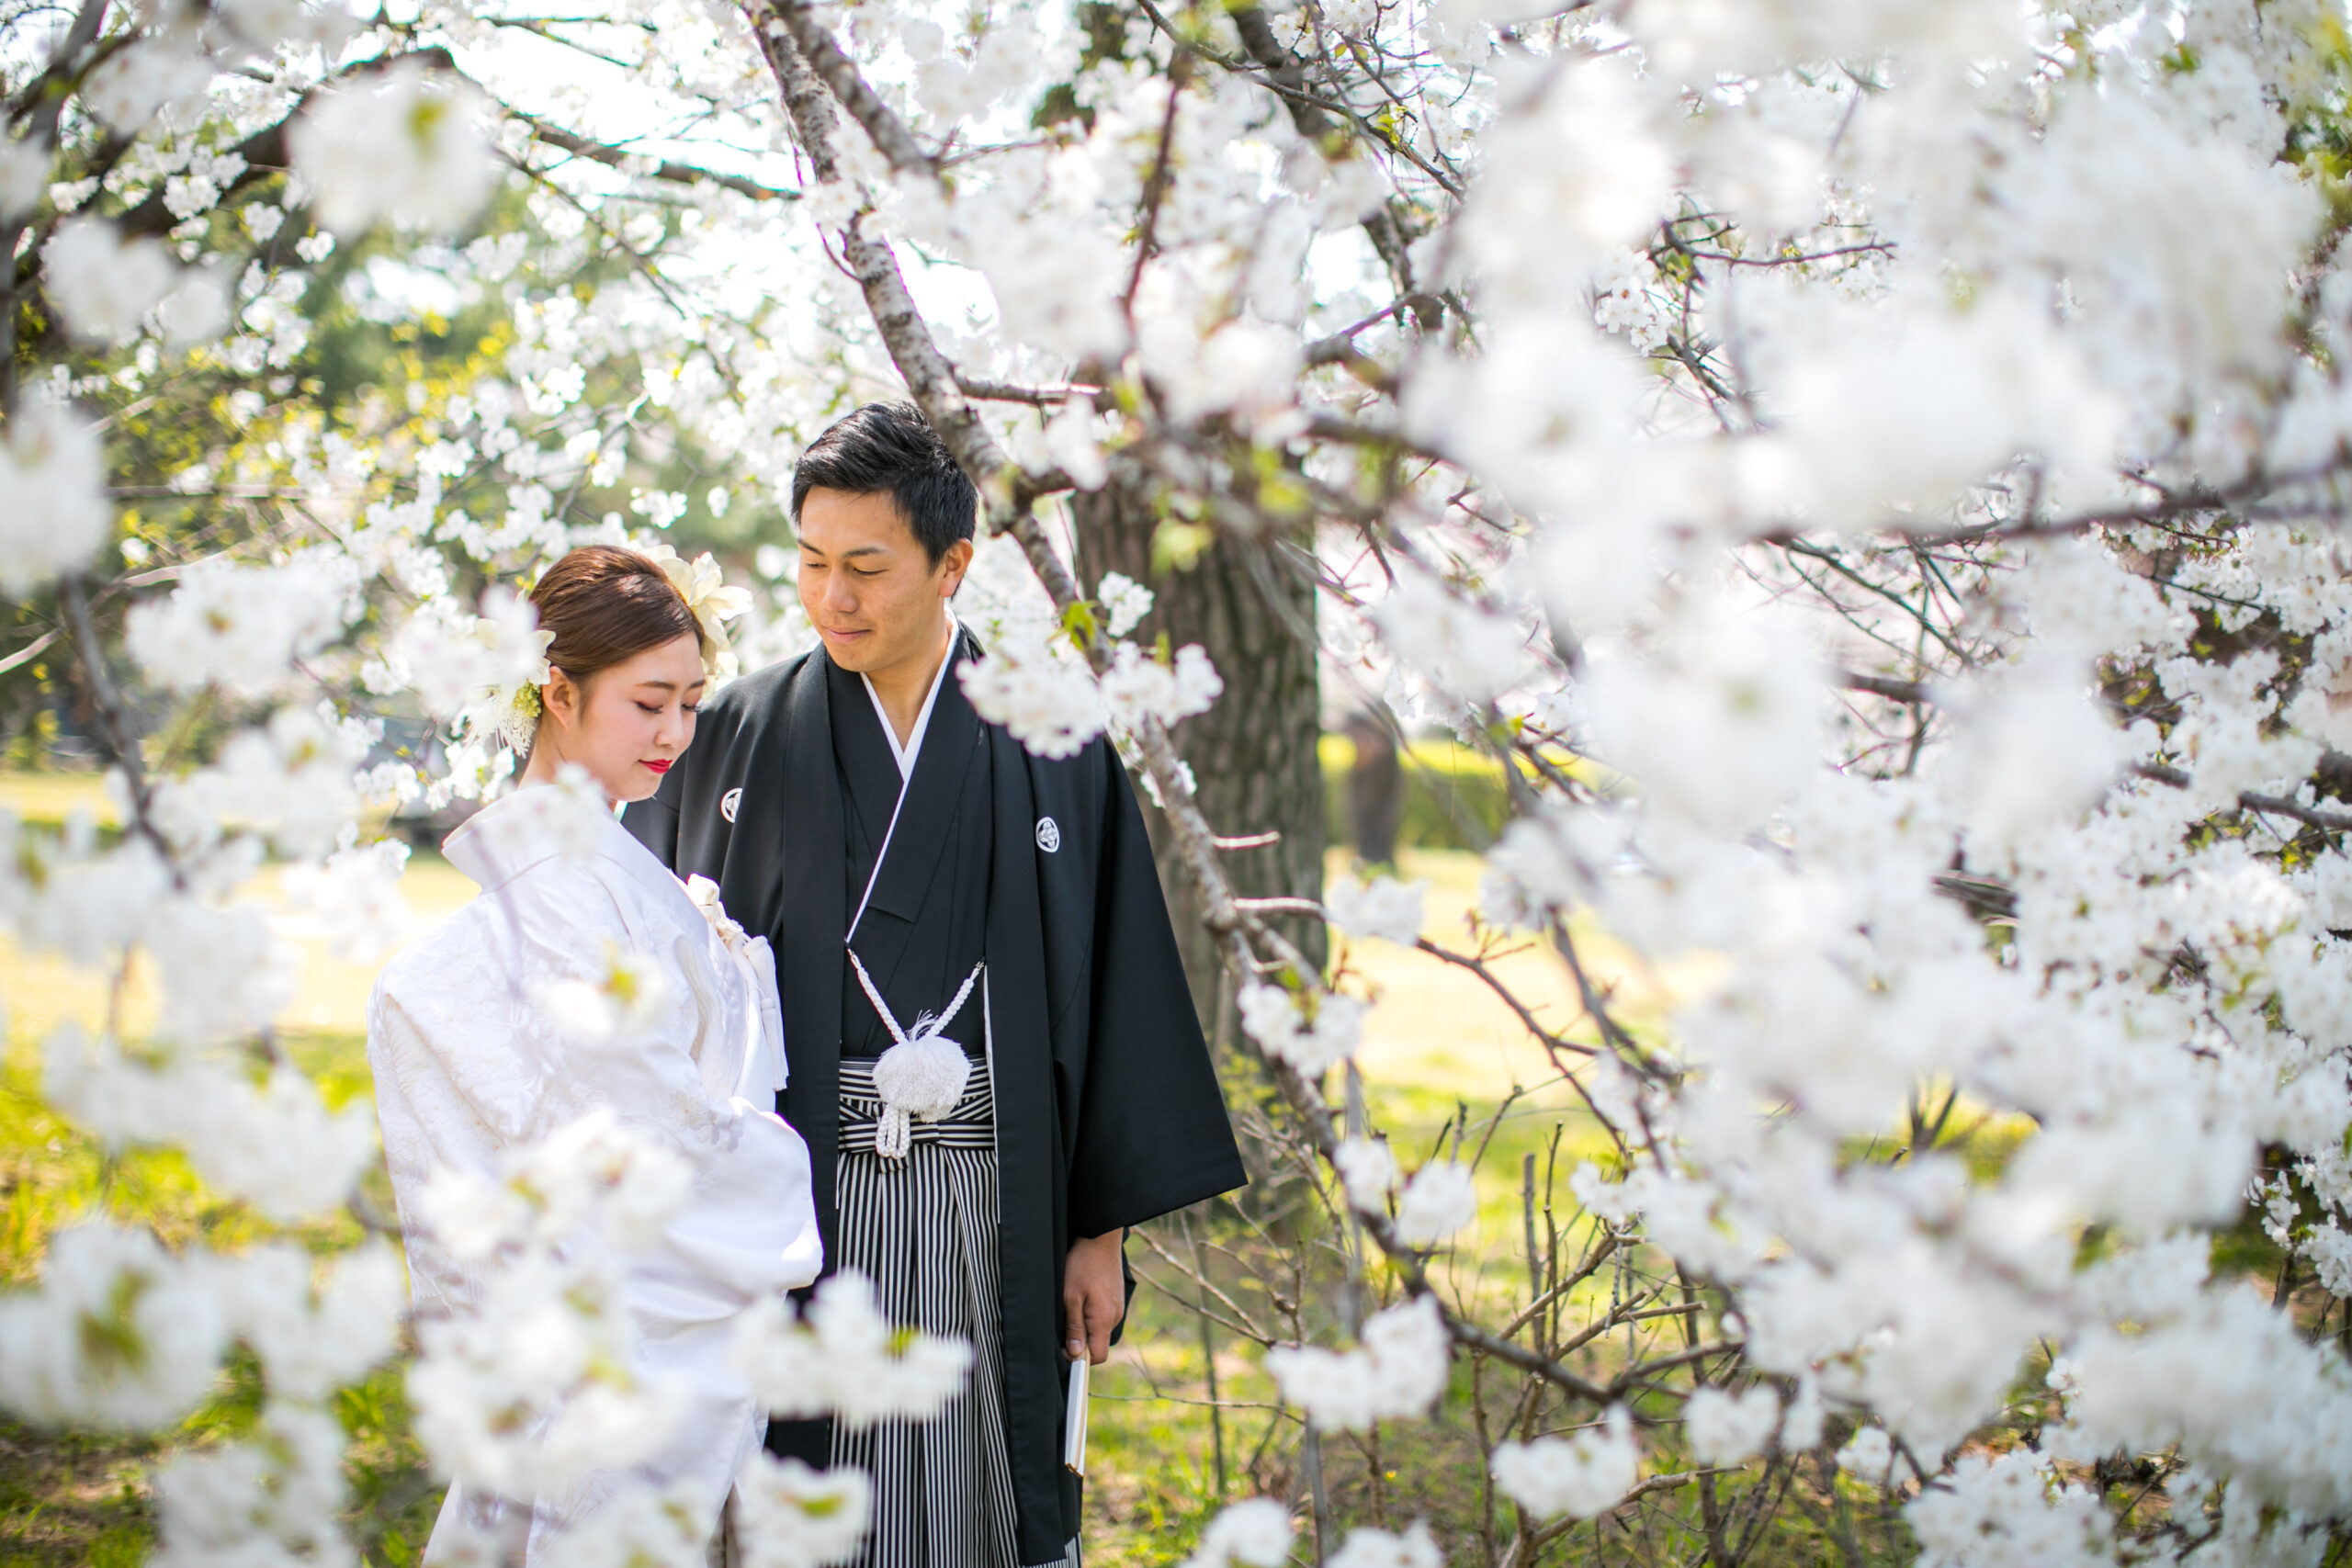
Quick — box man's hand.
[1062,1230,1125,1366]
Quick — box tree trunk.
[1070,492,1327,1035]
[1340,709,1405,867]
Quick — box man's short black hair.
[789,400,978,567]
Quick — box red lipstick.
[643,759,673,774]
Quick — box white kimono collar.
[859,615,959,784]
[847,615,963,940]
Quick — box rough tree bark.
[1070,492,1327,1035]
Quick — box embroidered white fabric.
[368,788,821,1565]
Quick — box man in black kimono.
[624,401,1245,1568]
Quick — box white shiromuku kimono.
[368,786,821,1564]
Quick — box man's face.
[796,487,972,676]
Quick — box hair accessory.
[641,544,753,679]
[503,680,544,744]
[465,627,556,753]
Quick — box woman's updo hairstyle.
[529,546,704,684]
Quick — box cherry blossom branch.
[1153,0,1467,199]
[513,111,801,202]
[1611,1338,1746,1393]
[1913,456,2352,543]
[0,627,61,677]
[1677,242,1896,267]
[1499,1231,1622,1340]
[952,374,1100,405]
[759,0,941,178]
[1247,897,1607,1070]
[2132,761,2352,835]
[3,0,113,130]
[1132,1224,1280,1343]
[1412,935,1600,1061]
[749,5,842,179]
[55,575,187,891]
[1843,682,2352,836]
[503,156,704,322]
[1124,61,1192,313]
[1780,540,1970,662]
[1305,298,1429,360]
[751,12,1071,522]
[1838,670,1932,705]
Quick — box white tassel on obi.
[849,954,981,1160]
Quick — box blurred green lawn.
[0,772,1678,1566]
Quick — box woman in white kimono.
[368,545,821,1564]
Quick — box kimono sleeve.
[1063,750,1248,1239]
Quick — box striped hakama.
[831,1055,1080,1568]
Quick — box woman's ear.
[542,668,581,727]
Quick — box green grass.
[0,1021,440,1568]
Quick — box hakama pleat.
[831,1058,1080,1568]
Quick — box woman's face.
[532,632,707,803]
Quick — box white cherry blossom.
[1491,1406,1640,1520]
[1391,1161,1477,1247]
[292,61,497,238]
[42,219,175,346]
[1180,1498,1295,1568]
[0,397,109,594]
[1265,1295,1451,1432]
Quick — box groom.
[626,401,1245,1567]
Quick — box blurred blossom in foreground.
[292,59,497,238]
[0,398,109,593]
[1179,1498,1295,1568]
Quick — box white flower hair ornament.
[642,545,753,679]
[463,626,556,754]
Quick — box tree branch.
[515,111,799,202]
[748,3,841,182]
[759,0,940,178]
[750,9,1067,532]
[1838,670,1931,705]
[1414,935,1599,1061]
[952,372,1098,405]
[2132,761,2352,833]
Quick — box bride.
[368,545,820,1564]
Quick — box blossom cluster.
[405,1113,697,1495]
[1490,1407,1640,1522]
[730,1269,972,1429]
[1265,1294,1452,1433]
[956,609,1221,759]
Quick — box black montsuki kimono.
[623,630,1246,1562]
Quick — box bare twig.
[517,110,799,202]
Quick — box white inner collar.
[860,617,957,784]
